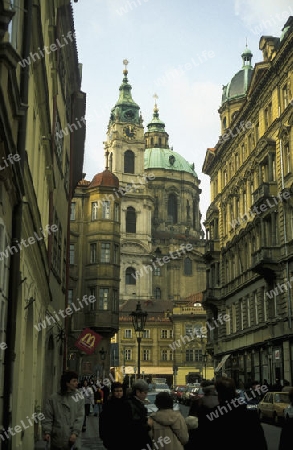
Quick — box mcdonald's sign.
[74,327,102,355]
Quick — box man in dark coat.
[99,382,132,450]
[126,379,153,450]
[200,377,268,450]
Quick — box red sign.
[74,328,102,355]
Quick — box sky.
[72,0,293,223]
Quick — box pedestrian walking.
[79,379,94,431]
[184,415,199,450]
[43,370,84,450]
[149,392,189,450]
[279,387,293,450]
[126,379,153,450]
[200,376,267,450]
[93,384,104,416]
[99,382,132,450]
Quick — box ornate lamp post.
[130,301,148,378]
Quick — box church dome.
[89,169,119,188]
[144,147,197,177]
[221,47,253,105]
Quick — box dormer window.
[169,155,175,166]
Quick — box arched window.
[124,150,134,173]
[125,267,136,285]
[168,194,177,224]
[126,206,136,233]
[154,287,161,299]
[151,137,154,146]
[184,257,192,275]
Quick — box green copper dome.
[109,60,141,126]
[221,47,253,105]
[144,147,197,177]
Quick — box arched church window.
[154,287,161,299]
[125,267,136,285]
[184,257,192,275]
[168,194,177,224]
[126,206,136,233]
[124,150,134,173]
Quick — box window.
[90,243,97,263]
[162,350,168,361]
[186,349,202,362]
[283,84,289,109]
[89,287,96,310]
[169,330,173,339]
[68,290,73,307]
[114,203,120,222]
[55,112,63,165]
[184,258,192,275]
[102,201,110,219]
[125,267,136,284]
[254,291,259,325]
[113,289,118,312]
[247,296,251,327]
[143,349,150,361]
[99,288,109,310]
[223,170,227,187]
[126,207,136,233]
[284,144,291,175]
[263,288,268,322]
[168,194,177,224]
[91,202,99,220]
[240,299,244,330]
[169,350,173,360]
[143,329,150,338]
[154,287,161,299]
[226,307,231,335]
[69,244,75,265]
[124,150,134,173]
[125,329,132,338]
[70,202,76,220]
[154,267,161,276]
[101,243,110,263]
[161,330,168,339]
[114,244,119,264]
[232,303,236,333]
[125,349,131,361]
[264,103,272,129]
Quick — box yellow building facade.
[203,17,293,386]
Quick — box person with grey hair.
[126,379,153,450]
[149,392,189,450]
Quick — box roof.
[144,147,197,177]
[89,169,119,189]
[221,48,253,105]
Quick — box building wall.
[203,17,293,386]
[0,1,85,448]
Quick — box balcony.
[72,311,119,335]
[251,247,280,280]
[203,240,220,262]
[252,182,278,208]
[202,287,221,307]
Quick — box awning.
[120,366,173,375]
[214,354,230,373]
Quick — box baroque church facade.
[69,61,207,381]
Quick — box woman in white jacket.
[149,392,189,450]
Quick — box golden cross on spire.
[153,93,159,112]
[123,59,129,70]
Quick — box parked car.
[257,391,290,424]
[182,386,199,406]
[171,385,187,403]
[145,392,180,415]
[154,383,171,394]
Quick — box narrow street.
[80,414,106,450]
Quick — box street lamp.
[130,301,148,378]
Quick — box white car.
[154,383,171,394]
[145,392,180,415]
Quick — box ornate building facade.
[69,62,207,384]
[203,17,293,386]
[0,1,85,448]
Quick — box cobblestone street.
[80,414,106,450]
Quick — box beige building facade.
[203,17,293,386]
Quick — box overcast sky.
[72,0,293,222]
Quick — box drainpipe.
[2,0,33,447]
